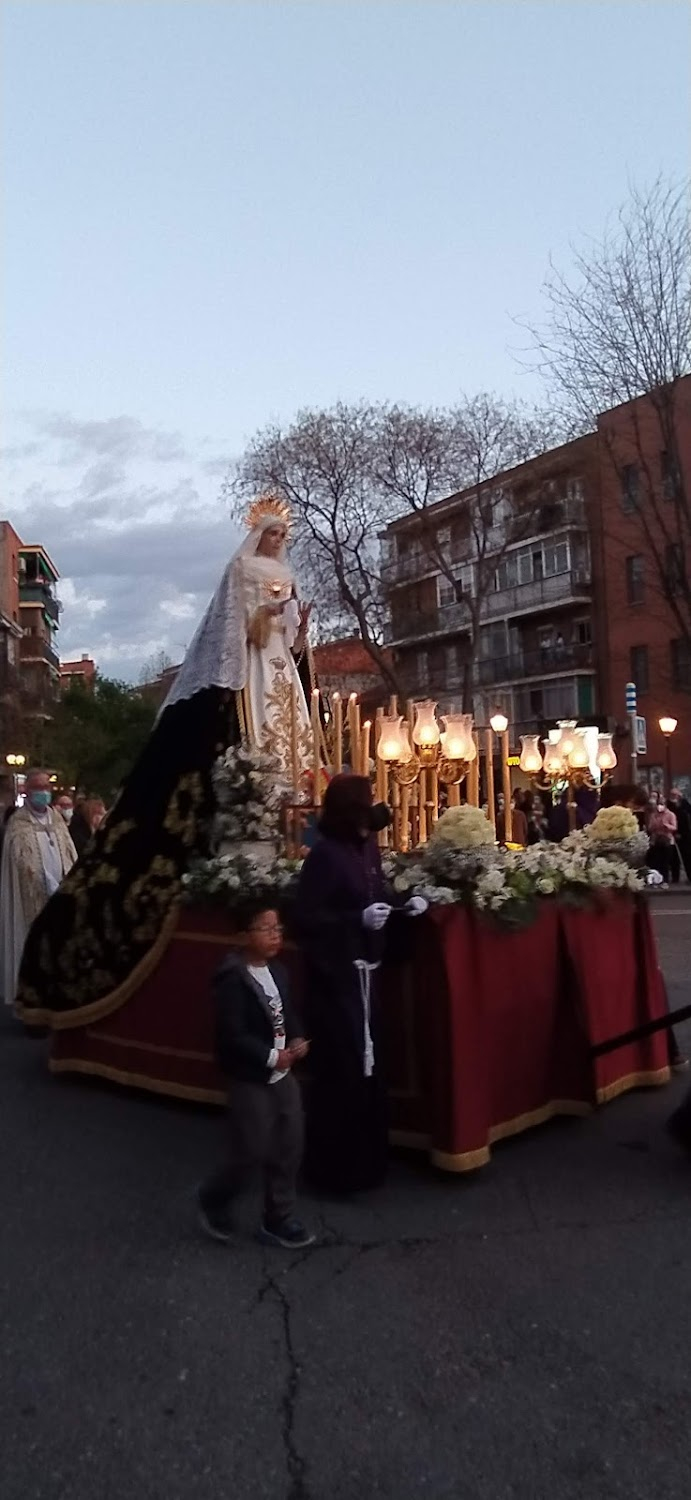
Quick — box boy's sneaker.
[259,1216,315,1249]
[198,1195,233,1243]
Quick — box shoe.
[198,1197,233,1243]
[259,1217,315,1249]
[672,1057,690,1073]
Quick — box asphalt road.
[3,897,691,1500]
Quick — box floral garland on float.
[182,742,303,909]
[384,803,653,931]
[182,757,656,927]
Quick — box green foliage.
[42,674,156,799]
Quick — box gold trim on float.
[48,1056,227,1105]
[430,1099,593,1174]
[17,902,181,1032]
[596,1066,670,1104]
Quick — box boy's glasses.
[251,923,283,937]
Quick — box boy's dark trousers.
[201,1072,304,1222]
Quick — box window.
[621,464,640,513]
[494,555,518,591]
[574,618,592,646]
[415,650,429,687]
[543,540,569,577]
[626,554,644,604]
[671,638,691,691]
[517,551,533,585]
[665,542,685,595]
[630,645,649,694]
[661,449,680,501]
[445,643,460,680]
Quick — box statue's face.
[257,524,287,559]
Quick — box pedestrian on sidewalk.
[198,900,314,1249]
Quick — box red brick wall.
[594,378,691,782]
[0,521,22,623]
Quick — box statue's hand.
[298,601,313,631]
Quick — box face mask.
[369,802,392,834]
[28,790,51,812]
[58,806,73,824]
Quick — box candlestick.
[361,719,372,777]
[485,727,496,830]
[418,769,428,844]
[501,729,513,842]
[448,782,461,808]
[352,700,362,774]
[290,683,299,798]
[375,709,387,802]
[311,689,322,806]
[332,692,343,774]
[430,767,439,824]
[400,784,411,852]
[468,733,479,806]
[348,694,358,770]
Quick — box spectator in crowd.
[69,796,106,858]
[53,792,74,828]
[668,787,691,882]
[524,791,547,844]
[646,796,679,885]
[0,770,76,1007]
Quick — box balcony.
[20,635,60,673]
[382,547,459,587]
[475,641,594,688]
[20,582,61,625]
[382,496,587,589]
[387,567,591,644]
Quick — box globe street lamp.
[659,716,678,798]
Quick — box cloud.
[35,412,191,465]
[2,409,238,680]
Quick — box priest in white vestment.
[0,771,77,1007]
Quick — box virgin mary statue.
[16,495,314,1027]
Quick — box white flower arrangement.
[587,806,640,843]
[212,741,282,844]
[387,831,646,930]
[430,805,496,850]
[566,807,650,868]
[182,849,304,910]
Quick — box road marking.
[652,909,691,917]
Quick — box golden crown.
[244,493,293,534]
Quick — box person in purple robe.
[293,775,425,1194]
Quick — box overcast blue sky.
[2,1,689,677]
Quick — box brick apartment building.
[383,378,691,790]
[60,654,97,691]
[0,521,62,773]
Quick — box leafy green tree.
[41,675,156,800]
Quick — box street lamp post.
[659,716,678,798]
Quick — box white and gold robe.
[238,552,313,778]
[0,807,77,1007]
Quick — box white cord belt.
[354,960,380,1077]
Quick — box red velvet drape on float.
[50,897,670,1172]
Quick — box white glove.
[405,896,429,917]
[645,869,664,887]
[362,902,392,932]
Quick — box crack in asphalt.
[252,1263,310,1500]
